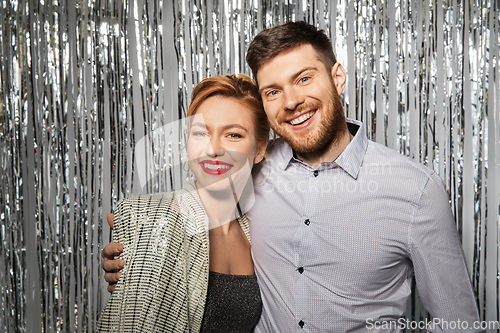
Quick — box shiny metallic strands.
[0,1,498,332]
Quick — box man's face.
[256,44,346,155]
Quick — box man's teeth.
[289,111,315,125]
[202,163,232,170]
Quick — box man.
[103,21,481,332]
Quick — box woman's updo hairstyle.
[187,74,270,146]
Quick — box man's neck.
[296,128,353,169]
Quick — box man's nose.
[283,87,304,111]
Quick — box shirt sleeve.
[409,172,483,333]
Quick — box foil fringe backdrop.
[0,0,498,332]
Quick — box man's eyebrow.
[258,66,319,94]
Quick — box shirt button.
[298,267,304,274]
[299,320,305,328]
[304,219,310,226]
[313,170,319,177]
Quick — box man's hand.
[102,213,124,293]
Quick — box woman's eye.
[193,131,208,137]
[227,133,243,139]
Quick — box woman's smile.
[199,160,234,175]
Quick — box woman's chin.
[193,162,252,196]
[195,176,233,193]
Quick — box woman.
[97,74,270,332]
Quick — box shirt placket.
[293,166,320,331]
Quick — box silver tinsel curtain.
[0,0,499,332]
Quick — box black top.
[200,271,262,333]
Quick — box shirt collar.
[278,118,369,179]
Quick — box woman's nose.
[205,137,225,157]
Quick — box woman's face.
[187,96,265,190]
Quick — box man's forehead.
[255,44,323,86]
[256,44,312,70]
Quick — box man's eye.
[267,90,278,97]
[299,77,310,83]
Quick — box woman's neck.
[195,179,240,231]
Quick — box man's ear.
[331,62,347,95]
[253,141,268,165]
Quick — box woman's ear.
[253,141,268,165]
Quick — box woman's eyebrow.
[221,124,248,133]
[190,122,207,129]
[191,122,248,133]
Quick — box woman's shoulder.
[115,192,174,208]
[113,181,204,229]
[114,181,198,212]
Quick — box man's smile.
[284,110,318,131]
[287,110,316,126]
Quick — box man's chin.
[274,129,325,154]
[289,141,328,155]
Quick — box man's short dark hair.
[246,21,337,82]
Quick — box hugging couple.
[98,21,481,333]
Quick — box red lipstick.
[199,160,234,175]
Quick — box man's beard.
[271,88,346,155]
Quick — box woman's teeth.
[202,163,232,170]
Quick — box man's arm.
[409,172,483,332]
[101,213,125,293]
